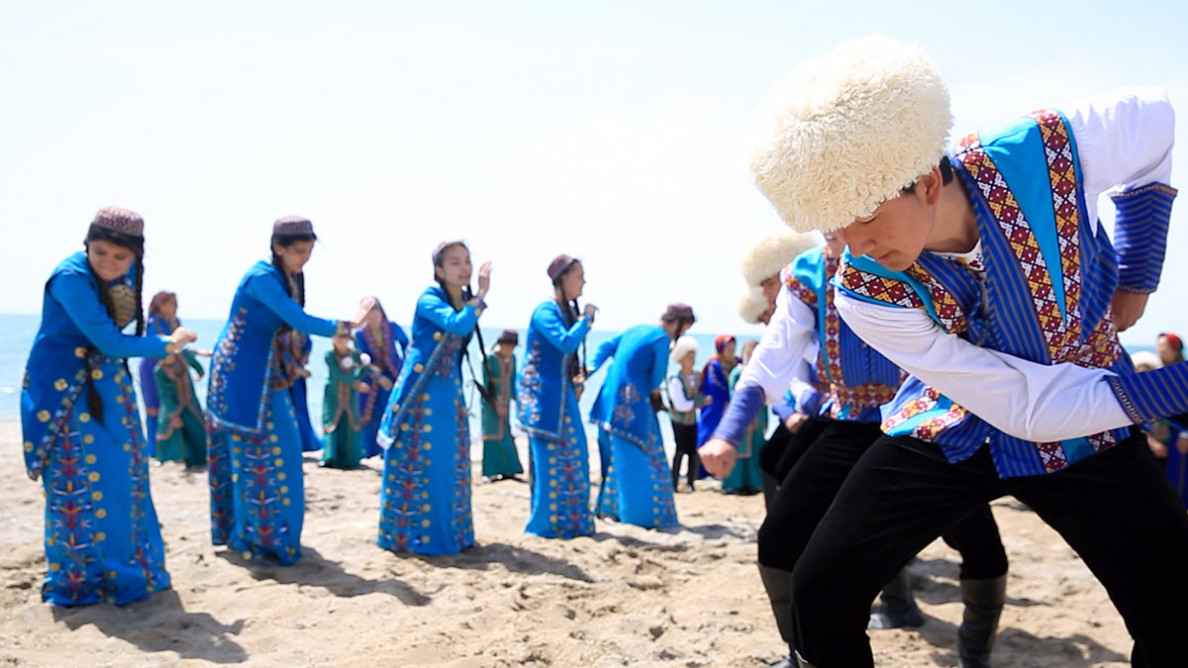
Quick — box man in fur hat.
[724,34,1187,667]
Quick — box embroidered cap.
[547,254,580,282]
[497,329,519,345]
[749,34,952,233]
[149,291,176,316]
[273,215,315,236]
[92,206,144,237]
[662,303,696,323]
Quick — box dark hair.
[82,223,147,422]
[552,260,587,384]
[901,156,954,195]
[271,232,317,306]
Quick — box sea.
[0,314,739,449]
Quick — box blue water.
[1,313,738,448]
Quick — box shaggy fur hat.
[741,229,820,287]
[737,286,772,324]
[749,34,952,233]
[669,335,698,364]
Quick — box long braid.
[134,258,145,337]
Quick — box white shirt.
[836,87,1175,443]
[735,277,820,405]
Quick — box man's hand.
[784,412,808,433]
[699,438,738,478]
[1111,289,1149,332]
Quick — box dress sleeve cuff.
[1112,183,1177,293]
[1107,361,1188,423]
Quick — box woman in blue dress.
[696,334,736,448]
[377,241,492,555]
[518,254,598,538]
[588,303,695,529]
[355,299,408,459]
[21,207,197,606]
[205,216,371,565]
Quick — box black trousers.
[671,422,699,489]
[758,418,1007,580]
[792,431,1188,668]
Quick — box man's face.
[841,188,933,271]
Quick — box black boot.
[868,566,925,629]
[957,575,1006,668]
[794,650,818,667]
[758,564,798,668]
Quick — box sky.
[2,0,1187,348]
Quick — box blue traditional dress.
[517,301,593,538]
[285,333,322,453]
[696,356,732,447]
[588,324,677,529]
[22,252,172,606]
[137,316,168,458]
[377,286,484,555]
[355,319,408,458]
[205,261,348,565]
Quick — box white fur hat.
[1130,350,1163,370]
[740,228,820,287]
[749,34,952,233]
[737,286,772,324]
[670,335,699,364]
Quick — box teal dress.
[21,252,172,606]
[321,349,365,469]
[377,287,484,555]
[517,301,593,538]
[588,324,677,529]
[153,347,208,468]
[481,353,523,478]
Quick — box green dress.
[722,363,766,494]
[153,349,209,468]
[321,349,365,469]
[481,353,523,478]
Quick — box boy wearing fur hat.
[735,34,1187,667]
[667,335,709,492]
[706,232,1006,668]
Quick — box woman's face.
[559,262,586,301]
[1157,335,1181,365]
[721,340,737,361]
[274,240,315,274]
[87,239,137,282]
[158,295,178,320]
[435,245,472,287]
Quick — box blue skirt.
[40,363,170,606]
[526,399,593,538]
[597,431,678,530]
[209,389,306,565]
[378,374,474,555]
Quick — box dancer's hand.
[583,303,598,321]
[350,297,378,328]
[699,438,737,478]
[1110,289,1148,332]
[784,412,808,433]
[476,261,493,301]
[171,327,198,347]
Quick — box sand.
[0,419,1133,667]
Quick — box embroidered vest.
[784,246,903,422]
[838,110,1131,478]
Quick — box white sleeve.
[668,376,695,412]
[834,292,1133,442]
[736,283,819,406]
[1061,86,1175,230]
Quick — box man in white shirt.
[739,35,1188,667]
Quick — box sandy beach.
[0,418,1133,667]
